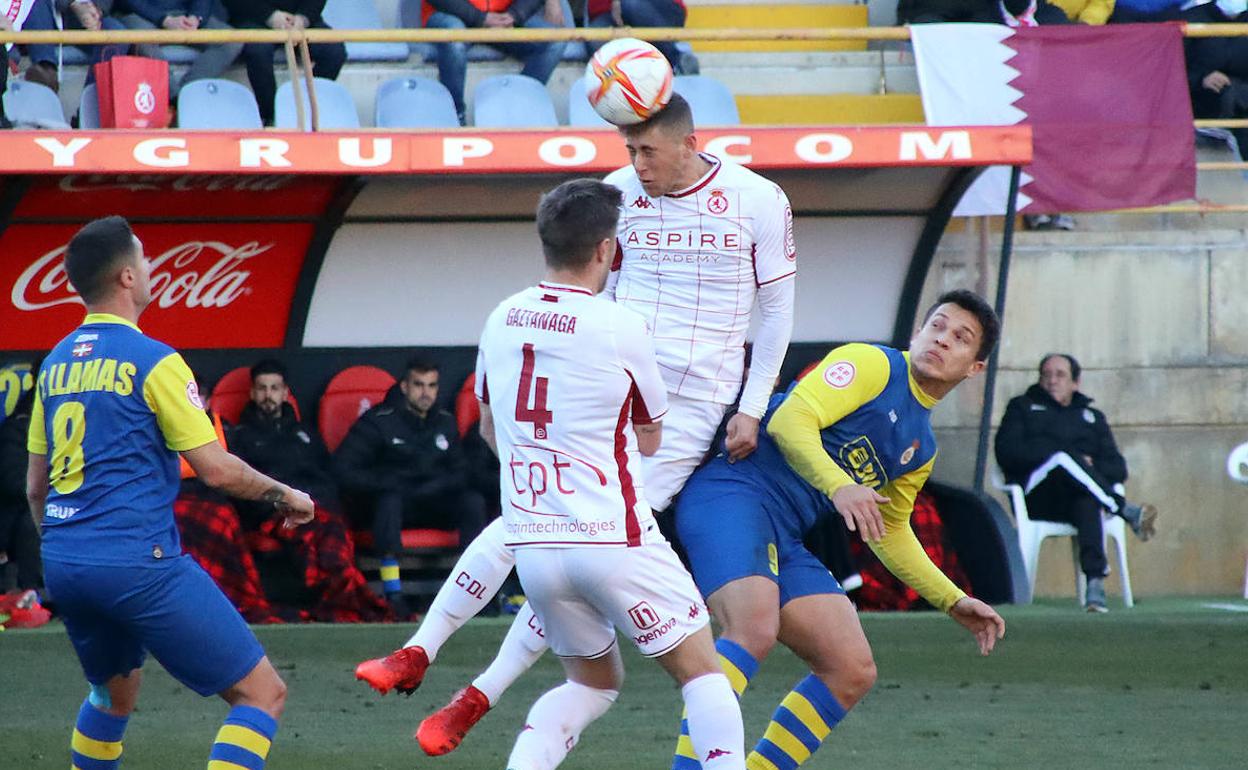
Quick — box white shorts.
[641,394,729,511]
[515,540,709,659]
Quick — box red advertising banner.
[12,175,343,219]
[0,223,314,350]
[0,126,1031,175]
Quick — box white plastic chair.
[566,75,611,127]
[322,0,409,62]
[992,466,1133,607]
[78,83,100,129]
[1224,442,1248,599]
[673,75,740,126]
[275,77,361,130]
[471,74,557,128]
[177,79,263,129]
[375,76,459,128]
[2,80,70,129]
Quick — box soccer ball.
[585,38,674,126]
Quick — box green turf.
[4,598,1245,768]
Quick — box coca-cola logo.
[12,241,273,312]
[57,174,297,194]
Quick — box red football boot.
[416,685,491,756]
[354,646,429,696]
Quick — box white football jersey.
[605,154,796,405]
[476,282,669,549]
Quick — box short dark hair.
[403,356,439,380]
[65,216,138,305]
[536,179,623,270]
[621,92,694,139]
[250,358,288,384]
[1039,353,1081,381]
[923,289,1001,361]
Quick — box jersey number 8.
[50,401,87,494]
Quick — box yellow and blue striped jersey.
[28,313,218,567]
[762,343,965,611]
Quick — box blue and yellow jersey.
[757,343,965,611]
[27,313,218,567]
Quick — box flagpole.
[972,165,1022,494]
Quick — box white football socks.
[471,602,549,705]
[682,673,746,770]
[405,519,516,661]
[506,680,618,770]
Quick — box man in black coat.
[334,358,488,612]
[995,353,1158,612]
[0,375,43,598]
[221,0,347,126]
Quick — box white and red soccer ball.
[585,38,674,126]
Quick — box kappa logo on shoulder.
[631,196,654,209]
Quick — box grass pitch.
[4,598,1244,769]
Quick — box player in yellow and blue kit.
[671,290,1008,770]
[24,216,316,770]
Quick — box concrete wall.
[919,222,1248,598]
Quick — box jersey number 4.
[516,343,552,440]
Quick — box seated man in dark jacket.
[221,0,347,126]
[228,359,390,622]
[995,353,1158,613]
[334,357,488,615]
[0,377,44,603]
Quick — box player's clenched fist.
[276,487,316,527]
[831,484,887,542]
[724,412,761,462]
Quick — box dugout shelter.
[0,124,1032,603]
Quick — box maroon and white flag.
[912,23,1195,215]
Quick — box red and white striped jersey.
[476,282,669,548]
[605,154,796,405]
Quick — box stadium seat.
[472,74,557,128]
[566,75,611,128]
[317,365,396,453]
[374,76,459,128]
[177,79,263,130]
[992,466,1133,608]
[209,366,300,426]
[322,0,409,62]
[1224,442,1248,599]
[2,80,69,129]
[78,83,100,129]
[673,75,741,126]
[274,77,361,130]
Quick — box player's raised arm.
[729,185,797,461]
[615,308,669,458]
[767,344,892,539]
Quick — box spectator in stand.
[14,0,130,95]
[334,358,488,618]
[418,0,569,125]
[995,353,1158,613]
[227,359,391,623]
[221,0,347,127]
[897,0,1068,25]
[1109,0,1184,21]
[0,372,44,604]
[584,0,698,75]
[1048,0,1113,23]
[1181,0,1248,162]
[116,0,243,98]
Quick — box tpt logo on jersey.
[706,189,729,215]
[838,435,888,488]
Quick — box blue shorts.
[675,457,844,606]
[44,554,265,697]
